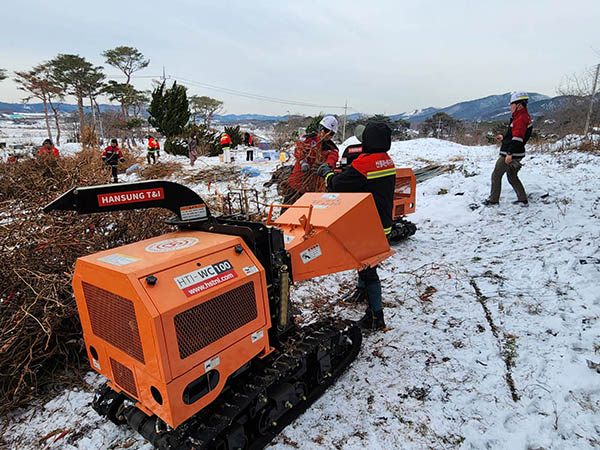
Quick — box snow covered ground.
[1,138,599,449]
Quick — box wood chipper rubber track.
[94,319,362,450]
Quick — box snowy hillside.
[1,138,599,450]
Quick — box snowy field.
[1,138,599,449]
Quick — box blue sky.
[1,0,599,115]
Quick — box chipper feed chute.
[269,192,395,282]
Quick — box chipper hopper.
[44,180,394,449]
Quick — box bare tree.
[555,67,600,135]
[102,46,149,85]
[14,63,65,143]
[557,68,596,97]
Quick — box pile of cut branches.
[183,165,241,184]
[0,151,172,415]
[140,161,183,179]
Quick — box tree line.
[1,48,227,147]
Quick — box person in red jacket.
[220,133,232,163]
[484,92,532,206]
[244,132,254,161]
[316,121,395,331]
[146,136,160,164]
[102,138,125,183]
[37,139,59,157]
[285,115,339,204]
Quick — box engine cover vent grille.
[110,358,138,398]
[82,282,145,364]
[174,282,257,359]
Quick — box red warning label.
[174,260,238,297]
[97,188,164,206]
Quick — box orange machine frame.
[393,168,416,218]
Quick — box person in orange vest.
[220,132,232,163]
[37,139,59,157]
[146,135,160,164]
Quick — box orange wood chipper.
[44,180,395,449]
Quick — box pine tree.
[189,95,224,128]
[0,69,7,81]
[148,81,190,155]
[102,46,149,85]
[49,54,105,137]
[224,125,242,148]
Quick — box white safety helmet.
[319,115,338,133]
[510,91,529,105]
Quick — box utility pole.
[342,100,348,141]
[96,100,105,144]
[583,63,600,140]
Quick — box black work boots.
[356,308,386,331]
[342,288,366,303]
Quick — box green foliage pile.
[224,125,242,148]
[184,124,221,157]
[305,114,324,135]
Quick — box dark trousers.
[246,150,254,161]
[489,155,527,202]
[110,165,118,183]
[358,265,382,312]
[147,151,158,164]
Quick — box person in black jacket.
[102,139,125,183]
[317,121,396,330]
[484,92,532,206]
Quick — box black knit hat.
[362,122,391,153]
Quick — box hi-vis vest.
[147,138,160,152]
[326,152,395,235]
[220,134,232,148]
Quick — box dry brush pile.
[0,150,173,415]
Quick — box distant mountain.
[1,92,574,124]
[213,112,367,123]
[391,92,552,123]
[0,102,120,114]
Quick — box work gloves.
[317,163,333,178]
[300,160,310,172]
